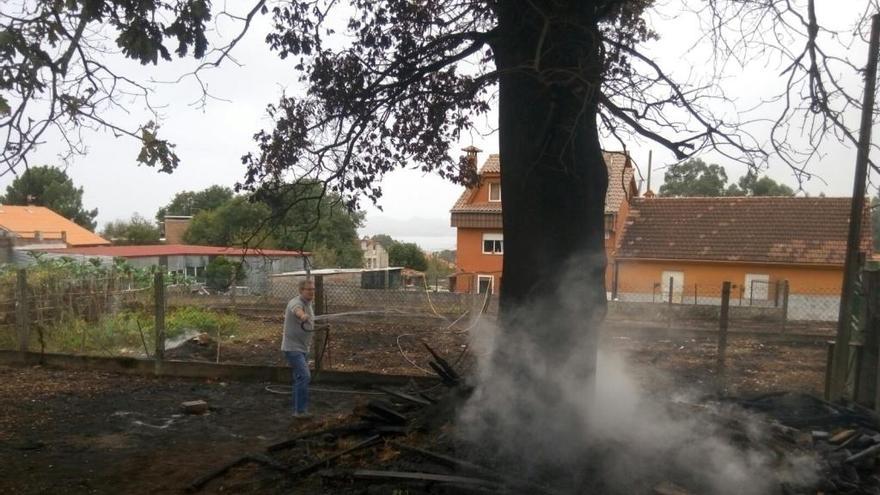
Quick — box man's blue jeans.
[284,351,310,414]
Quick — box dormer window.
[488,182,501,202]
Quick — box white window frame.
[482,233,504,255]
[488,182,501,202]
[477,275,494,294]
[744,273,770,300]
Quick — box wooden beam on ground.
[374,386,432,406]
[288,435,381,480]
[188,454,286,492]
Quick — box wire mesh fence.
[162,275,491,375]
[613,280,841,326]
[0,268,162,356]
[0,260,847,391]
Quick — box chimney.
[462,145,482,169]
[163,215,193,244]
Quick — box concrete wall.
[0,351,437,386]
[607,300,785,323]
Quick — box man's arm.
[292,305,309,322]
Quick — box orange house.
[449,151,638,294]
[613,196,872,321]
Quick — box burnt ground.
[0,318,832,494]
[167,314,830,396]
[0,367,368,495]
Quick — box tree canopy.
[101,214,161,245]
[387,242,428,272]
[181,186,364,268]
[727,171,796,197]
[2,165,98,229]
[658,159,729,197]
[370,234,396,250]
[156,186,234,222]
[659,159,795,197]
[183,196,271,247]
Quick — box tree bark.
[493,2,607,373]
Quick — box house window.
[477,275,494,294]
[744,273,770,301]
[482,233,503,254]
[488,182,501,202]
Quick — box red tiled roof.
[616,197,872,265]
[450,151,634,215]
[40,244,308,258]
[0,205,109,246]
[479,154,500,174]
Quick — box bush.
[30,307,239,355]
[204,257,246,292]
[166,306,239,338]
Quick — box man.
[282,278,315,418]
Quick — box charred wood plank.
[288,435,381,480]
[266,422,373,453]
[366,400,408,425]
[374,425,409,435]
[423,343,461,382]
[844,442,880,464]
[326,468,500,488]
[188,454,286,492]
[428,361,459,386]
[374,386,432,406]
[389,442,562,495]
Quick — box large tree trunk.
[493,2,608,370]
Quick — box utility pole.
[829,13,880,401]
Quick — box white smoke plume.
[457,258,818,494]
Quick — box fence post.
[694,284,698,305]
[611,263,620,301]
[749,280,754,306]
[667,277,674,305]
[716,281,731,393]
[781,280,790,333]
[15,269,30,353]
[825,341,836,400]
[313,275,326,372]
[154,271,166,373]
[314,275,325,316]
[857,269,880,407]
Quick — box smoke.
[457,258,818,494]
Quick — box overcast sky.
[3,2,877,252]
